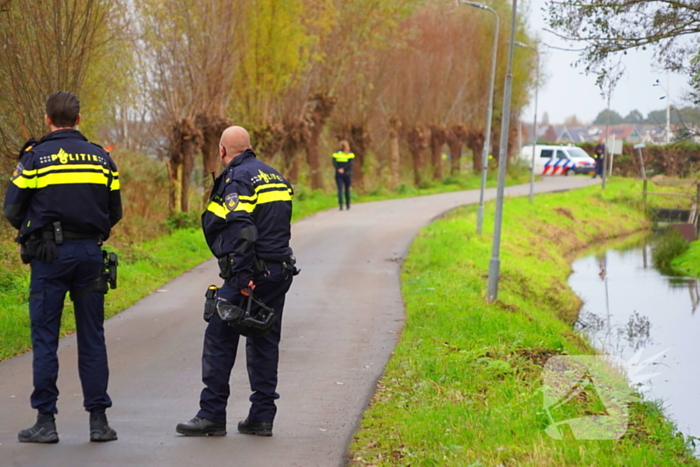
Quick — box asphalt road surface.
[0,176,597,467]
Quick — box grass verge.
[672,237,700,278]
[350,178,699,466]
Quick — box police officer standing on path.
[3,91,122,443]
[332,140,355,210]
[176,125,297,437]
[592,139,605,179]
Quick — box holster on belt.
[254,256,268,276]
[203,285,219,322]
[217,254,234,279]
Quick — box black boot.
[18,413,59,443]
[237,418,273,436]
[176,416,226,436]
[90,412,118,442]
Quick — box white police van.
[519,145,596,176]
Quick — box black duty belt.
[32,225,101,243]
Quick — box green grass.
[350,178,699,466]
[672,236,700,277]
[292,169,531,221]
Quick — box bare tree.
[0,0,116,160]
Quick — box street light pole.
[461,0,499,235]
[653,77,672,144]
[486,0,518,301]
[514,41,539,204]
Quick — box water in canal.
[569,235,700,443]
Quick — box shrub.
[652,229,689,275]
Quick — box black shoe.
[90,412,118,442]
[176,416,226,436]
[18,413,59,444]
[237,418,273,436]
[339,206,343,211]
[346,205,350,210]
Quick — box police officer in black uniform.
[3,91,122,443]
[176,126,296,437]
[332,140,355,210]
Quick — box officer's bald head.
[219,126,252,166]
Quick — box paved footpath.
[0,177,597,466]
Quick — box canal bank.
[570,234,700,450]
[351,179,699,466]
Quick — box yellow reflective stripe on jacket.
[11,175,37,189]
[233,201,255,213]
[206,199,255,219]
[11,164,117,190]
[207,181,291,219]
[257,189,292,204]
[255,183,288,193]
[207,201,228,219]
[332,151,355,163]
[35,164,111,175]
[35,171,110,188]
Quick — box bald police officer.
[4,91,122,443]
[177,126,296,437]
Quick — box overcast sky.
[521,0,687,125]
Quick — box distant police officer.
[3,91,122,443]
[593,140,605,179]
[332,140,355,210]
[176,126,297,437]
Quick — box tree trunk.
[429,125,446,181]
[167,159,181,214]
[282,120,305,184]
[389,117,401,189]
[446,124,467,175]
[303,94,337,190]
[348,125,372,192]
[168,118,202,214]
[406,125,429,186]
[196,113,232,207]
[251,122,285,163]
[465,129,485,175]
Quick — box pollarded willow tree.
[374,0,534,186]
[328,0,419,191]
[230,0,322,183]
[138,0,238,213]
[287,0,421,190]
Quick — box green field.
[350,178,699,466]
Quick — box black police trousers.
[29,239,112,415]
[335,172,351,209]
[197,262,293,424]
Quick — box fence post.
[635,144,647,211]
[696,182,700,236]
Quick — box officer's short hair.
[46,91,80,127]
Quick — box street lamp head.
[460,0,490,10]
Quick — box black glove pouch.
[34,239,58,264]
